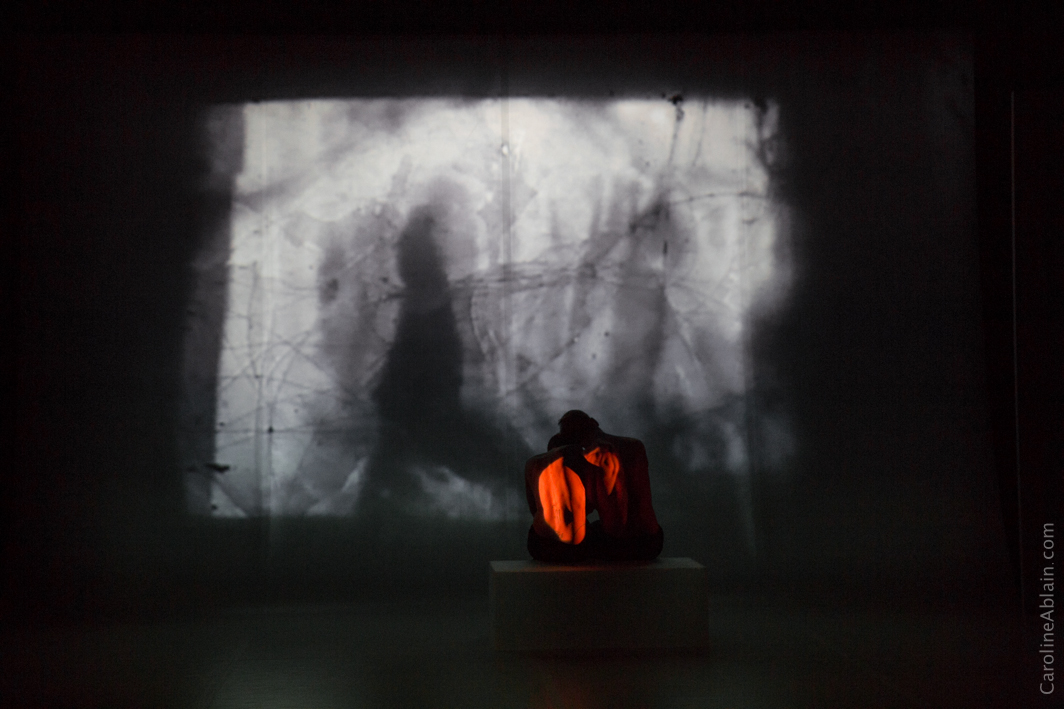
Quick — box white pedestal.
[489,557,709,653]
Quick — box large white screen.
[180,97,790,519]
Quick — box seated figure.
[525,410,663,562]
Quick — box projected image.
[180,97,790,519]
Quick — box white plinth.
[489,557,709,653]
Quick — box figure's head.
[550,410,600,449]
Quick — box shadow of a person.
[361,206,529,520]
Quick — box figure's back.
[588,432,660,538]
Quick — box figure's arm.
[584,437,661,538]
[584,443,628,537]
[621,440,661,536]
[525,446,588,512]
[525,446,589,544]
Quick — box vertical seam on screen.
[500,40,513,402]
[741,95,757,561]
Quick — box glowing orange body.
[584,447,627,527]
[537,458,586,544]
[583,447,620,494]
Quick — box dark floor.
[3,590,1027,709]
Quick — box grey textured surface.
[179,97,787,520]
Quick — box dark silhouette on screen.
[361,206,529,519]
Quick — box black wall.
[8,18,1058,623]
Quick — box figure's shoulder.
[526,445,574,471]
[525,450,554,471]
[600,433,646,456]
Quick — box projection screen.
[179,96,792,522]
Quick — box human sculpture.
[525,411,663,562]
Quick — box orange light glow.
[538,458,586,544]
[584,447,627,527]
[583,447,621,494]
